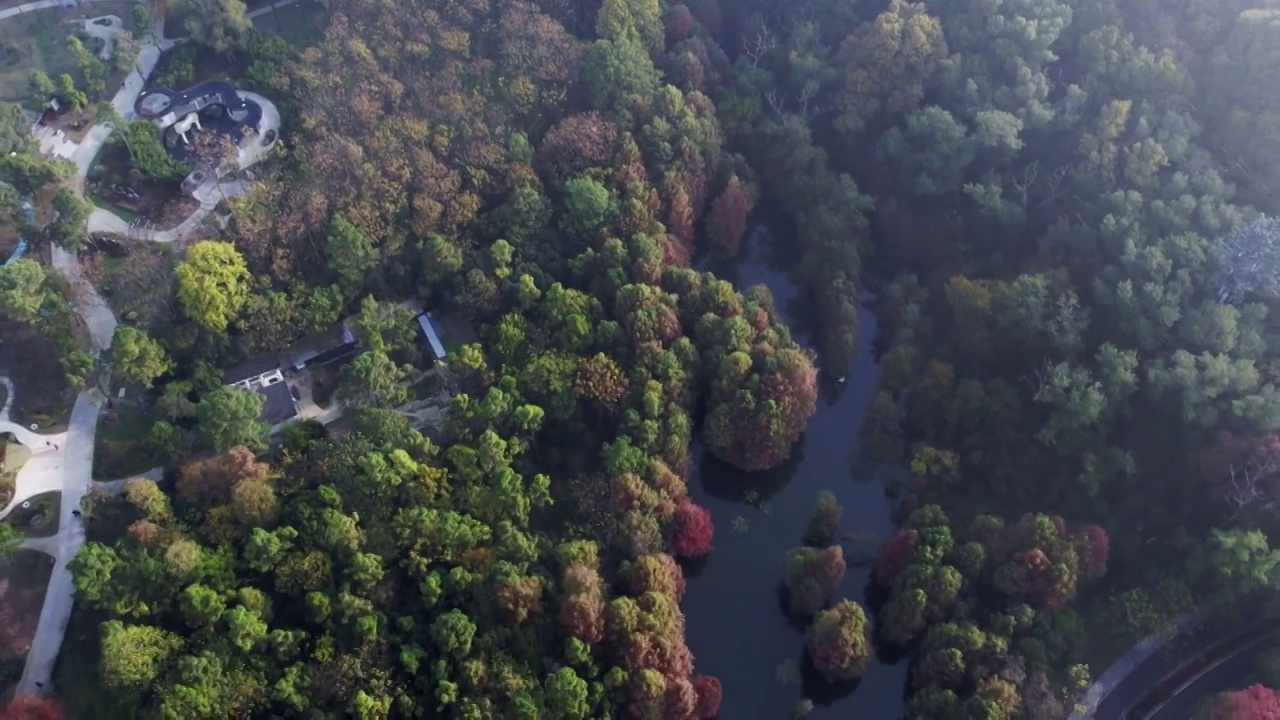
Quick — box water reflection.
[698,438,805,505]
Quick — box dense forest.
[3,0,1280,717]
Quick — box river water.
[682,225,909,718]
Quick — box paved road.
[0,0,137,22]
[13,391,100,696]
[0,378,69,519]
[1152,634,1272,719]
[1092,618,1229,718]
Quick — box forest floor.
[251,0,323,47]
[0,550,54,694]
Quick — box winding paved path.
[0,0,296,699]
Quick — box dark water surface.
[682,226,909,718]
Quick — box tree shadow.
[678,552,711,582]
[800,648,863,707]
[775,582,815,633]
[696,439,805,505]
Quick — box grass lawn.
[5,490,60,538]
[0,2,144,105]
[88,190,138,222]
[0,550,55,680]
[0,8,83,104]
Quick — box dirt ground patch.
[0,550,54,691]
[0,320,73,431]
[80,237,176,327]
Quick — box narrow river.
[682,224,909,717]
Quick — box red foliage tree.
[0,697,67,720]
[874,528,920,587]
[559,565,606,645]
[665,183,697,255]
[664,677,699,719]
[665,4,696,44]
[613,473,659,514]
[995,548,1075,612]
[702,345,818,471]
[705,177,752,255]
[647,459,690,504]
[1073,525,1110,584]
[806,599,874,683]
[785,545,847,616]
[1207,684,1280,719]
[669,502,714,558]
[535,112,620,182]
[691,675,722,718]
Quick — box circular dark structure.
[133,81,262,129]
[135,81,264,162]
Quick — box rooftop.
[223,353,282,385]
[258,381,298,425]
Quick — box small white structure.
[172,112,202,145]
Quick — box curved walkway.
[1069,609,1204,718]
[1,0,294,699]
[0,0,140,22]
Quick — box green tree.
[579,37,660,116]
[181,0,253,56]
[430,609,477,659]
[66,35,107,95]
[336,350,413,409]
[56,74,87,113]
[0,259,49,325]
[1192,528,1280,602]
[0,522,20,557]
[561,176,616,245]
[877,106,975,195]
[49,186,91,251]
[544,666,591,719]
[596,0,663,53]
[99,621,183,690]
[125,121,187,183]
[28,71,55,106]
[109,326,172,388]
[326,214,378,296]
[175,241,251,332]
[61,350,94,388]
[132,5,154,37]
[196,386,269,451]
